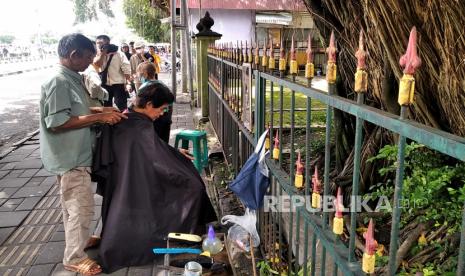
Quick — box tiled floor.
[0,96,198,275]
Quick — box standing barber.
[40,33,127,275]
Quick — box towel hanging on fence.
[229,130,270,210]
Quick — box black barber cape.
[92,111,216,273]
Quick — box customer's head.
[57,33,96,72]
[135,82,174,120]
[148,45,155,54]
[137,61,156,83]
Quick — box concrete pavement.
[0,57,56,77]
[0,90,199,275]
[0,68,56,155]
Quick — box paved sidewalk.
[0,93,198,275]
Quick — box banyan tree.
[304,0,465,174]
[303,0,465,273]
[298,0,465,271]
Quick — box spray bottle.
[202,225,223,255]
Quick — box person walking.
[129,41,152,92]
[120,43,131,61]
[129,41,136,55]
[148,45,161,79]
[40,33,127,275]
[93,35,131,111]
[2,47,8,59]
[120,43,135,95]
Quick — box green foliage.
[291,263,313,276]
[73,0,114,24]
[375,255,389,267]
[365,142,464,274]
[123,0,170,43]
[365,142,465,230]
[30,32,58,45]
[398,263,457,276]
[257,260,279,276]
[41,37,59,45]
[98,0,114,17]
[0,35,15,44]
[256,260,312,276]
[219,163,235,187]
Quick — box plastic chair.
[174,130,209,173]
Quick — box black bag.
[99,54,114,86]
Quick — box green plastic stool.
[174,130,209,173]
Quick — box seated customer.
[137,61,173,143]
[93,82,216,273]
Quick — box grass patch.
[263,82,327,127]
[221,80,328,126]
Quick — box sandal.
[64,258,102,276]
[85,235,101,249]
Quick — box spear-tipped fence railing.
[206,28,465,275]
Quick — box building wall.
[184,0,306,10]
[189,9,255,43]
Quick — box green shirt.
[40,64,95,175]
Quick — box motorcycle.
[160,54,180,72]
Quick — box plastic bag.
[221,208,260,252]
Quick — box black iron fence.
[206,32,465,275]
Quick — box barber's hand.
[179,149,195,160]
[98,112,128,125]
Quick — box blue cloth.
[229,136,269,210]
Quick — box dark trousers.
[103,84,127,111]
[153,107,172,143]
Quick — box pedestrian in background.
[93,35,131,111]
[121,42,135,95]
[148,45,161,79]
[130,41,152,92]
[1,46,8,59]
[120,43,131,61]
[129,41,136,55]
[83,64,109,107]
